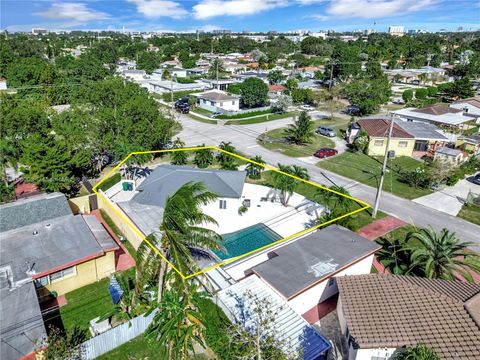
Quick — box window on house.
[219,200,227,209]
[374,140,384,147]
[49,266,76,282]
[34,276,49,288]
[398,141,408,148]
[202,99,206,104]
[210,101,214,106]
[232,101,235,105]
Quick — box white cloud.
[127,0,188,19]
[192,0,288,20]
[36,2,110,21]
[325,0,438,19]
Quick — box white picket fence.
[80,310,157,359]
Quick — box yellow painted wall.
[367,137,415,157]
[46,251,115,295]
[97,191,145,249]
[69,194,93,214]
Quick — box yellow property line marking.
[93,146,371,280]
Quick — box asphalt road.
[176,114,480,247]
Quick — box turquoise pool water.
[213,223,282,260]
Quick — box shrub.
[427,86,438,97]
[402,89,413,103]
[415,88,428,99]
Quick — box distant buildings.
[212,29,232,35]
[388,26,405,37]
[31,28,47,35]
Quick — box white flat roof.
[394,107,472,126]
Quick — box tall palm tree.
[170,138,188,165]
[147,182,223,302]
[404,227,480,282]
[246,155,265,179]
[216,141,237,170]
[193,144,214,168]
[284,111,314,145]
[272,164,296,206]
[290,165,310,181]
[146,281,209,360]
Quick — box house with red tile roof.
[336,274,480,360]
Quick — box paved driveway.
[413,175,480,216]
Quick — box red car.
[314,148,338,159]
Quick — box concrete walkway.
[413,175,480,216]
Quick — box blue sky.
[1,0,479,33]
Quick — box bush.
[398,167,431,189]
[402,89,414,103]
[415,88,428,99]
[96,173,121,191]
[427,86,438,97]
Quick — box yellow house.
[358,118,415,157]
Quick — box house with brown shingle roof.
[336,274,480,360]
[394,104,473,129]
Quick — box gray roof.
[120,165,246,236]
[436,147,462,156]
[252,225,380,299]
[0,283,46,360]
[396,121,448,141]
[0,192,72,232]
[1,214,118,282]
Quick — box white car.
[300,104,315,111]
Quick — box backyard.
[317,151,432,199]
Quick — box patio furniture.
[242,199,251,207]
[89,317,111,337]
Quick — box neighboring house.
[268,84,286,97]
[450,96,480,120]
[395,121,449,155]
[297,79,321,89]
[434,147,469,166]
[0,193,119,359]
[186,67,208,76]
[250,225,380,321]
[147,80,206,94]
[121,69,147,81]
[455,134,480,155]
[217,275,332,360]
[355,118,415,157]
[170,67,187,78]
[202,79,237,91]
[393,104,473,130]
[336,274,480,360]
[194,90,240,112]
[385,66,446,83]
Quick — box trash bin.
[122,182,129,191]
[128,183,133,191]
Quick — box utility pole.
[328,60,335,92]
[372,114,395,218]
[216,58,219,89]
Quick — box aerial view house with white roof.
[450,95,480,120]
[393,104,473,130]
[194,90,240,112]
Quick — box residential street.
[177,115,480,247]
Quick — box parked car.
[161,140,174,150]
[469,173,480,185]
[300,104,315,111]
[314,148,338,159]
[344,105,361,115]
[175,96,189,106]
[316,126,336,137]
[210,111,222,118]
[175,103,189,114]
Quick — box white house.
[336,274,480,360]
[433,147,468,166]
[121,69,147,81]
[393,104,473,129]
[194,90,240,112]
[147,80,206,94]
[450,96,480,121]
[170,67,187,78]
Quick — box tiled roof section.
[413,104,462,116]
[0,192,73,232]
[268,84,286,92]
[454,96,480,108]
[337,274,480,359]
[357,118,414,138]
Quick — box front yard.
[458,203,480,226]
[259,128,335,157]
[317,151,432,199]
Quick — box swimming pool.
[213,223,282,261]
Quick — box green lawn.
[192,107,213,116]
[225,111,295,125]
[458,204,480,226]
[60,278,116,336]
[258,128,335,157]
[188,113,218,124]
[317,151,432,199]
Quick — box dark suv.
[175,102,189,114]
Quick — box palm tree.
[155,182,222,301]
[290,165,310,181]
[146,281,209,360]
[207,58,226,80]
[216,141,237,170]
[272,164,296,206]
[404,227,480,282]
[193,144,214,168]
[0,138,18,186]
[170,138,188,165]
[284,111,314,145]
[246,155,265,179]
